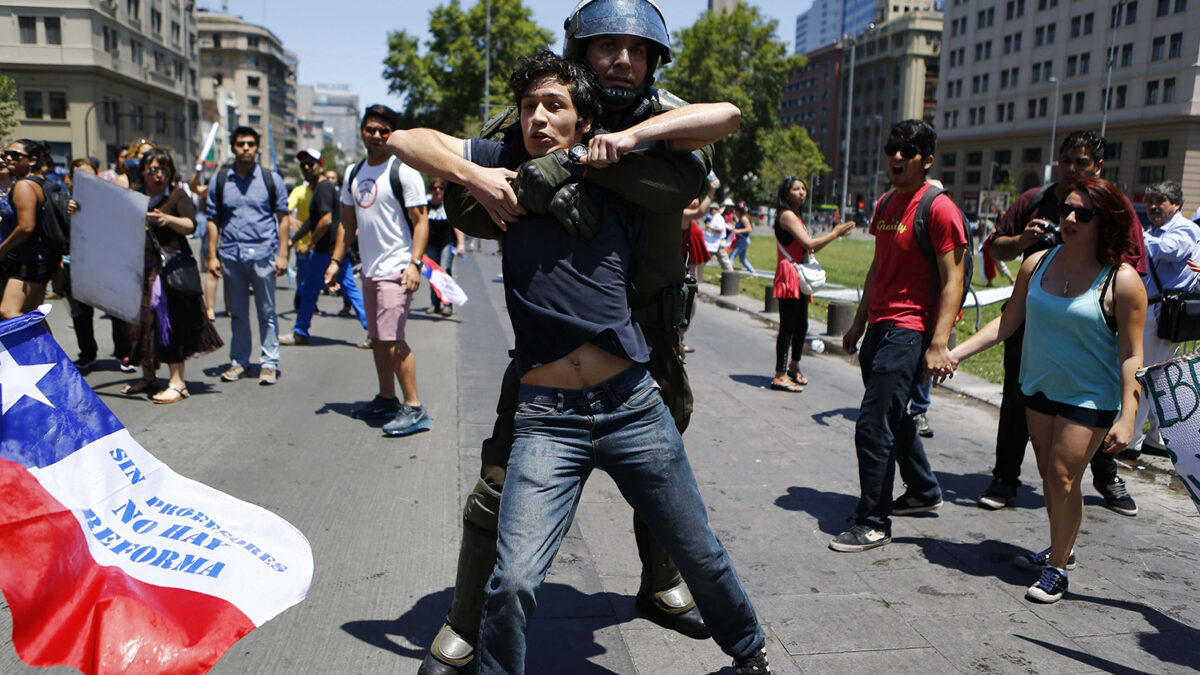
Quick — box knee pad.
[463,480,501,533]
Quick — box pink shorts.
[362,270,414,342]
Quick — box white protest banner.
[1137,351,1200,515]
[69,170,148,323]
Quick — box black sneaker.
[978,477,1017,510]
[74,356,97,374]
[383,404,432,436]
[733,647,771,674]
[893,492,942,516]
[118,356,136,373]
[1025,565,1069,603]
[1141,437,1170,458]
[829,524,891,552]
[1096,476,1138,516]
[1014,546,1077,571]
[352,395,401,420]
[913,412,933,438]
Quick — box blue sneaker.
[1014,547,1076,571]
[1025,566,1069,603]
[352,395,401,420]
[383,404,431,436]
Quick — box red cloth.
[683,221,711,265]
[867,183,968,332]
[773,231,807,299]
[982,239,999,281]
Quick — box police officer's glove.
[513,149,578,213]
[548,182,602,240]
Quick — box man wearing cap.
[418,1,737,673]
[705,199,734,271]
[281,149,367,345]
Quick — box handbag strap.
[1145,250,1165,304]
[776,239,812,264]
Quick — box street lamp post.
[839,24,874,221]
[869,114,882,216]
[82,102,99,159]
[1047,76,1062,179]
[1100,0,1128,137]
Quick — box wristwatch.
[567,143,588,165]
[410,259,424,270]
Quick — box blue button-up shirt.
[206,163,288,262]
[1144,211,1200,300]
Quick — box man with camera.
[979,130,1146,515]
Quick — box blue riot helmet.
[563,0,672,105]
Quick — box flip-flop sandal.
[152,385,190,404]
[121,378,157,396]
[770,380,804,393]
[788,370,809,386]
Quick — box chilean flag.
[421,255,468,306]
[0,308,313,674]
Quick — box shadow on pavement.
[1016,636,1156,675]
[313,401,388,428]
[932,470,1042,510]
[810,407,858,426]
[890,536,1036,587]
[342,584,626,673]
[775,486,858,535]
[727,374,774,388]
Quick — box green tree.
[382,0,553,134]
[660,3,822,203]
[755,125,830,205]
[0,76,20,143]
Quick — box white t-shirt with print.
[340,156,428,279]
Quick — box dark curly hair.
[1071,176,1132,266]
[508,50,601,131]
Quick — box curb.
[695,284,1181,488]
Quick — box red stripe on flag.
[0,459,256,674]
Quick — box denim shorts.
[1024,390,1118,428]
[0,256,57,285]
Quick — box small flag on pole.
[0,307,313,674]
[421,255,468,306]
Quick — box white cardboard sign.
[1137,351,1200,515]
[69,171,148,324]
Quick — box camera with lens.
[1029,220,1063,252]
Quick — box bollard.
[764,284,778,313]
[720,271,740,296]
[826,299,856,337]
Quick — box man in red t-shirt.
[832,120,969,552]
[977,130,1144,517]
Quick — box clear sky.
[199,0,811,114]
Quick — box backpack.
[211,161,280,227]
[877,184,976,323]
[22,176,71,256]
[347,157,410,231]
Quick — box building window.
[1157,0,1170,15]
[22,91,43,119]
[1151,36,1165,61]
[212,34,221,48]
[1047,23,1056,43]
[171,21,180,43]
[1139,166,1166,184]
[1032,62,1042,82]
[102,97,113,124]
[1067,55,1077,76]
[127,0,140,21]
[1141,140,1169,159]
[131,40,143,65]
[1039,97,1048,117]
[47,92,67,119]
[1101,166,1119,182]
[1023,147,1043,162]
[247,76,261,88]
[967,151,983,166]
[44,17,61,45]
[18,16,37,44]
[1168,33,1182,59]
[1074,91,1085,112]
[248,36,260,48]
[966,171,982,185]
[248,114,262,126]
[1035,26,1044,46]
[1062,93,1073,115]
[1146,80,1159,104]
[1163,77,1176,103]
[1079,53,1089,75]
[150,7,161,33]
[1116,84,1127,108]
[249,95,261,108]
[943,153,957,167]
[154,110,167,133]
[942,171,955,186]
[1106,142,1122,161]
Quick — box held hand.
[274,253,288,277]
[925,343,955,383]
[67,199,80,215]
[468,166,522,229]
[583,131,636,168]
[842,322,864,355]
[1017,220,1048,251]
[207,256,223,278]
[401,263,421,293]
[324,260,341,292]
[548,183,602,239]
[147,209,167,228]
[513,151,575,213]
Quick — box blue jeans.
[477,366,764,673]
[294,252,367,336]
[731,237,755,274]
[854,324,941,532]
[908,375,932,416]
[221,256,280,369]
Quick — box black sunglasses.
[1056,203,1096,223]
[884,142,921,159]
[363,125,391,136]
[234,140,257,148]
[145,165,165,175]
[3,150,30,160]
[299,160,319,169]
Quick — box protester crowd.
[4,0,1200,673]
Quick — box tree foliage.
[382,0,553,134]
[0,76,20,144]
[660,4,825,204]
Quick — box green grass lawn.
[702,232,1017,383]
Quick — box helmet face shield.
[564,0,672,64]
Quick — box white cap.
[296,148,322,164]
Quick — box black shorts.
[1024,391,1118,428]
[0,257,57,285]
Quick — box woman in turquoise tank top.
[948,177,1146,604]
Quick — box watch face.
[568,143,588,164]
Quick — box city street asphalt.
[2,247,1198,674]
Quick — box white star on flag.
[0,338,56,414]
